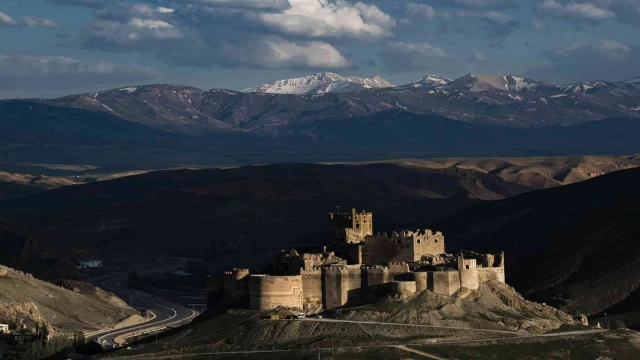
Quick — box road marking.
[97,277,184,344]
[84,311,157,338]
[393,345,450,359]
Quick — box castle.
[207,209,505,312]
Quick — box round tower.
[457,257,479,290]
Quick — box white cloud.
[472,47,486,62]
[405,3,437,19]
[533,40,640,82]
[0,54,159,91]
[85,19,183,44]
[156,7,175,14]
[249,38,351,68]
[380,41,451,71]
[0,11,57,28]
[536,0,616,21]
[176,0,290,10]
[0,11,18,26]
[460,10,515,24]
[257,0,396,38]
[426,0,516,10]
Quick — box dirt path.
[393,345,450,359]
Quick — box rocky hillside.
[0,222,86,280]
[95,281,579,359]
[0,264,136,335]
[0,171,79,201]
[3,157,639,268]
[46,75,640,134]
[431,167,640,318]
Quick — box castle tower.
[457,256,479,290]
[328,208,373,244]
[222,268,250,305]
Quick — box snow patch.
[101,104,115,112]
[395,101,409,111]
[550,94,568,98]
[119,87,137,93]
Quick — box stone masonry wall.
[392,281,417,299]
[411,230,445,260]
[428,271,461,296]
[301,269,323,311]
[362,234,399,264]
[458,258,479,290]
[222,269,250,304]
[322,267,349,309]
[414,272,428,292]
[249,275,303,310]
[477,267,506,283]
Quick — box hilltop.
[431,167,640,319]
[91,281,591,359]
[0,264,136,335]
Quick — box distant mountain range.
[243,71,640,95]
[0,71,638,164]
[45,72,640,134]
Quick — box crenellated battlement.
[208,208,506,312]
[323,266,349,273]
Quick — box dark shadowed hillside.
[1,163,536,270]
[0,222,84,280]
[431,167,640,317]
[2,98,640,165]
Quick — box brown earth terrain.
[0,264,136,335]
[95,281,584,359]
[431,167,640,320]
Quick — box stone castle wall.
[392,281,417,299]
[429,271,461,296]
[207,210,507,312]
[477,267,506,283]
[328,209,372,244]
[458,258,479,290]
[361,231,445,264]
[248,275,303,310]
[301,269,323,311]
[222,269,250,304]
[323,267,350,309]
[410,230,445,260]
[414,272,428,292]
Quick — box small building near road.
[78,259,103,269]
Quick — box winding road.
[86,262,197,346]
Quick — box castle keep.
[207,209,505,312]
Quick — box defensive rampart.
[248,275,303,310]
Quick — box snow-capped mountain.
[242,72,394,95]
[404,74,452,89]
[560,81,619,94]
[446,74,550,93]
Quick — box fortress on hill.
[206,209,505,312]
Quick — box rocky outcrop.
[342,281,576,333]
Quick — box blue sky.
[1,0,639,98]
